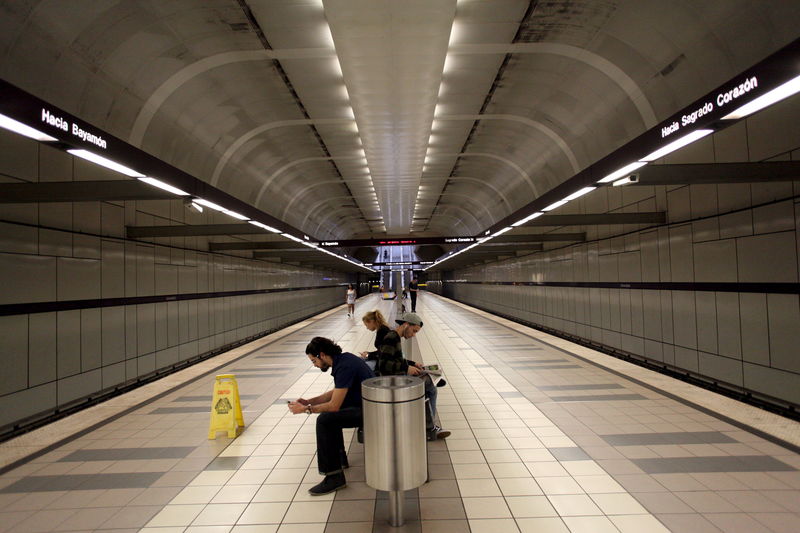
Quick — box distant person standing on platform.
[288,337,373,495]
[359,309,391,372]
[376,312,450,441]
[409,277,419,312]
[345,284,356,317]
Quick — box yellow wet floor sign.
[208,374,244,439]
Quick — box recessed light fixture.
[640,129,713,162]
[598,161,648,183]
[512,212,544,227]
[563,186,596,201]
[248,221,280,233]
[722,74,800,120]
[223,210,249,221]
[67,149,144,177]
[193,198,226,212]
[542,199,568,212]
[139,177,189,196]
[0,113,58,141]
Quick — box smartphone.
[425,364,439,371]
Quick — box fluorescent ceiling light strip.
[722,74,800,120]
[194,198,226,211]
[511,212,544,227]
[0,114,58,141]
[597,161,648,183]
[640,129,713,162]
[542,199,568,212]
[563,186,596,201]
[248,220,281,233]
[493,226,513,237]
[281,233,304,243]
[223,210,249,221]
[67,149,144,177]
[138,177,189,196]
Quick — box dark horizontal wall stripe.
[0,284,346,316]
[442,280,800,294]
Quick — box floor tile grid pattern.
[413,304,670,533]
[0,302,375,532]
[1,294,798,533]
[0,303,352,471]
[421,293,800,533]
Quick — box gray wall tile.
[668,224,694,282]
[739,293,770,365]
[29,312,57,386]
[101,307,125,365]
[693,240,736,282]
[672,291,697,349]
[57,310,81,378]
[698,352,743,387]
[80,308,102,371]
[716,292,741,359]
[0,315,29,395]
[743,363,800,405]
[767,294,800,373]
[737,232,798,282]
[695,293,717,354]
[0,383,56,428]
[58,257,101,300]
[58,369,102,405]
[101,240,124,298]
[0,253,57,304]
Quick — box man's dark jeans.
[410,292,417,312]
[316,407,363,474]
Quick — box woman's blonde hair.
[361,309,388,328]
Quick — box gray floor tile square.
[205,456,250,470]
[634,456,796,474]
[549,393,647,402]
[547,447,591,461]
[149,406,209,414]
[538,384,624,391]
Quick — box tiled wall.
[0,130,350,431]
[429,96,800,408]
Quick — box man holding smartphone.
[288,336,373,495]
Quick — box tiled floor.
[0,292,799,532]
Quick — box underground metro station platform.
[2,1,800,532]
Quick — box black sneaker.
[308,472,346,495]
[427,425,451,441]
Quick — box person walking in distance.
[345,284,356,317]
[409,276,419,312]
[288,337,373,495]
[376,312,450,441]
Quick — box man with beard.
[288,336,374,495]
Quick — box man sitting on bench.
[376,312,450,441]
[288,336,373,495]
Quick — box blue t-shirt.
[332,351,374,409]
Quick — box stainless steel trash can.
[362,375,427,526]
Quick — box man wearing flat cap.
[376,312,450,441]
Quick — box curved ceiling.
[1,0,798,239]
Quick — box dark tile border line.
[0,306,335,474]
[446,280,800,295]
[434,294,800,455]
[0,284,346,317]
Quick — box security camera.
[612,173,639,187]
